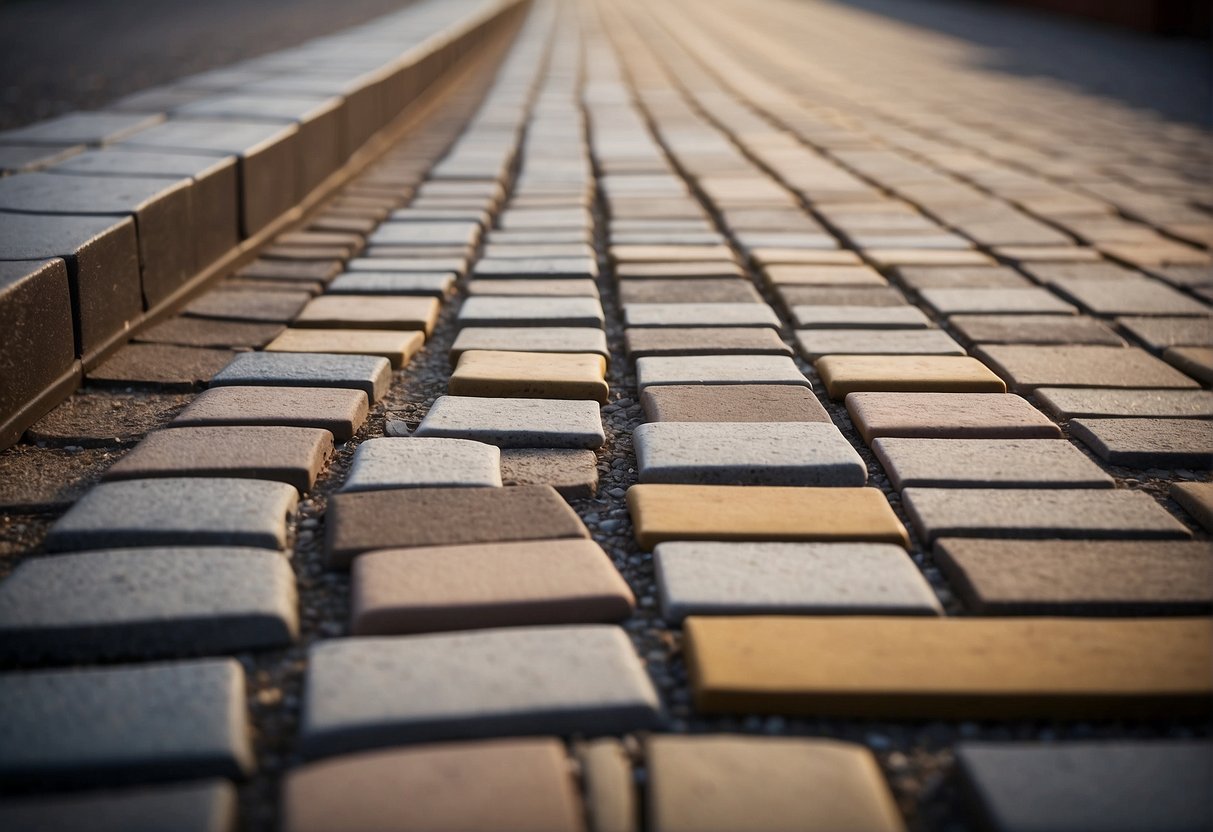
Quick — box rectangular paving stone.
[765,264,886,286]
[351,539,634,635]
[1070,417,1213,468]
[627,485,909,549]
[1118,316,1213,350]
[341,437,501,492]
[457,296,604,328]
[496,448,598,501]
[87,343,235,390]
[647,736,905,832]
[0,780,237,832]
[624,303,780,329]
[450,350,608,403]
[327,271,455,297]
[282,739,585,832]
[450,327,609,362]
[817,355,1006,399]
[636,355,809,390]
[656,541,940,622]
[106,421,332,488]
[790,305,932,330]
[625,327,790,359]
[294,295,439,336]
[874,437,1113,489]
[326,485,589,569]
[1048,274,1210,317]
[415,396,605,449]
[752,248,863,267]
[1035,387,1213,419]
[299,625,661,757]
[368,221,480,248]
[1164,345,1213,384]
[0,110,162,146]
[975,345,1198,391]
[473,257,598,280]
[635,422,866,486]
[778,286,908,308]
[918,287,1077,316]
[935,538,1213,615]
[612,244,734,263]
[578,738,635,832]
[184,287,310,323]
[0,546,298,663]
[866,249,995,268]
[45,477,298,552]
[171,385,367,441]
[949,314,1124,346]
[135,317,284,349]
[618,279,761,304]
[641,384,830,423]
[615,261,743,280]
[684,616,1212,718]
[1171,481,1213,531]
[208,352,391,403]
[895,266,1032,291]
[903,487,1192,543]
[795,328,963,361]
[847,392,1060,442]
[0,658,254,786]
[347,256,466,276]
[265,328,424,369]
[238,257,341,285]
[466,278,599,297]
[956,741,1212,832]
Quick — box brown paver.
[265,328,424,368]
[1035,387,1213,419]
[1164,346,1213,384]
[449,350,609,403]
[919,287,1077,316]
[294,295,440,335]
[846,392,1060,443]
[1047,275,1210,317]
[618,279,761,304]
[895,266,1032,291]
[949,314,1123,346]
[817,355,1006,399]
[975,345,1198,391]
[87,343,236,390]
[135,317,286,350]
[171,385,367,442]
[874,437,1112,489]
[183,287,311,323]
[641,384,830,423]
[1118,316,1213,350]
[625,327,790,359]
[1171,482,1213,531]
[685,616,1213,718]
[796,328,964,360]
[1070,418,1213,469]
[499,448,599,498]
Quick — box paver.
[457,296,604,328]
[208,352,391,403]
[467,277,599,297]
[237,258,341,285]
[790,305,932,329]
[684,616,1212,718]
[0,780,237,832]
[1070,418,1213,468]
[751,248,862,266]
[326,485,588,568]
[846,392,1060,442]
[955,741,1213,832]
[327,271,455,297]
[87,343,236,389]
[1047,275,1210,317]
[778,286,908,307]
[135,317,285,349]
[450,327,610,361]
[627,485,909,549]
[623,302,780,328]
[449,350,609,403]
[171,386,367,442]
[1035,387,1213,419]
[975,344,1198,391]
[613,244,734,263]
[817,355,1006,399]
[617,279,761,304]
[294,295,440,335]
[351,538,634,634]
[473,257,598,279]
[918,287,1077,316]
[183,287,311,323]
[104,426,332,490]
[655,541,939,622]
[624,327,789,359]
[866,249,994,268]
[1119,315,1213,350]
[0,658,254,786]
[795,328,963,360]
[873,437,1113,489]
[934,538,1213,615]
[44,477,298,552]
[415,396,605,449]
[341,437,501,492]
[948,314,1124,346]
[347,256,466,275]
[895,266,1032,291]
[578,739,636,832]
[765,264,886,286]
[902,487,1192,543]
[635,422,866,486]
[299,626,661,757]
[1164,345,1213,384]
[282,739,585,832]
[26,391,193,447]
[640,384,830,423]
[646,736,905,832]
[1171,482,1213,531]
[636,355,809,390]
[0,111,162,146]
[0,546,298,662]
[498,448,599,498]
[615,261,743,279]
[265,328,424,369]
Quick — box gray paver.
[44,477,298,552]
[975,345,1199,391]
[1034,387,1213,419]
[467,278,599,297]
[299,625,661,757]
[0,547,298,662]
[635,355,809,390]
[415,396,605,449]
[795,328,963,360]
[457,296,605,328]
[499,448,600,498]
[0,780,237,832]
[208,352,391,403]
[873,437,1114,489]
[327,271,455,297]
[450,327,610,361]
[655,541,941,622]
[635,422,866,486]
[623,303,780,328]
[171,385,368,441]
[340,437,502,492]
[0,659,253,786]
[791,305,932,329]
[473,256,598,279]
[183,288,310,323]
[1048,275,1210,317]
[1070,418,1213,469]
[949,314,1124,346]
[1119,316,1213,350]
[846,392,1061,443]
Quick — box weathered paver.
[635,355,809,390]
[902,487,1192,543]
[0,658,254,786]
[0,780,237,832]
[294,295,440,335]
[846,392,1060,442]
[975,345,1198,391]
[0,546,298,662]
[282,739,586,832]
[623,302,780,329]
[625,327,790,359]
[934,538,1213,615]
[627,485,909,549]
[1171,482,1213,531]
[1164,345,1213,384]
[873,437,1113,489]
[646,735,904,832]
[499,447,599,498]
[183,287,311,323]
[949,314,1124,346]
[790,305,931,329]
[1118,316,1213,350]
[684,616,1212,717]
[88,343,236,390]
[457,296,604,328]
[1035,387,1213,419]
[328,271,455,297]
[351,539,634,634]
[634,422,866,486]
[618,278,761,304]
[265,328,424,369]
[340,437,501,492]
[415,396,605,449]
[467,277,599,297]
[450,327,610,361]
[795,328,963,360]
[171,385,367,441]
[103,426,332,490]
[299,626,661,757]
[449,350,609,403]
[1070,418,1213,468]
[208,352,391,403]
[326,485,588,568]
[955,741,1213,832]
[640,383,828,423]
[44,477,297,552]
[655,541,939,622]
[895,266,1032,291]
[817,355,1006,399]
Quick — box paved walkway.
[1,0,1211,829]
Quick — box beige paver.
[265,328,424,369]
[294,295,440,335]
[816,355,1006,399]
[449,350,608,403]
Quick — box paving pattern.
[1,0,1211,829]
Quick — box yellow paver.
[817,355,1007,399]
[265,328,424,369]
[449,350,609,403]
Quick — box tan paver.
[641,383,830,423]
[265,328,424,369]
[625,327,790,359]
[294,295,440,335]
[577,739,636,832]
[816,355,1006,399]
[846,392,1060,443]
[975,345,1198,391]
[873,437,1114,489]
[448,350,608,403]
[1172,482,1213,531]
